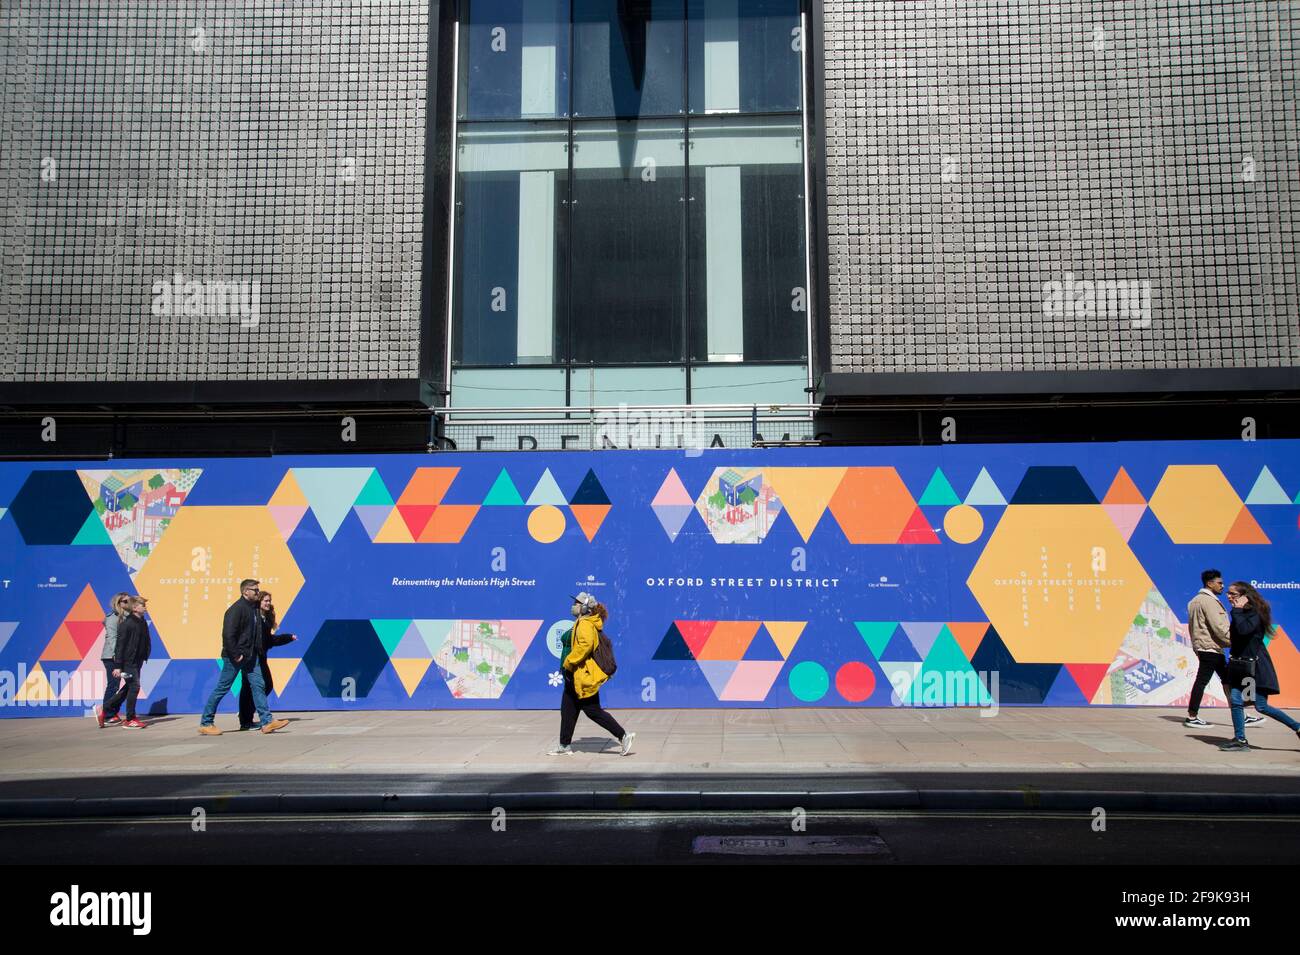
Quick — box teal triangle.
[414,620,456,655]
[371,619,413,656]
[354,469,394,506]
[483,469,525,506]
[1043,667,1089,706]
[881,628,922,662]
[916,628,992,706]
[742,626,785,661]
[526,469,568,506]
[1245,466,1290,505]
[855,622,900,660]
[570,469,611,505]
[71,510,113,545]
[291,468,373,542]
[918,469,961,506]
[964,467,1007,506]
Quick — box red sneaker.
[106,714,123,725]
[121,719,147,729]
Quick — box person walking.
[548,592,634,757]
[1185,569,1262,728]
[101,597,152,728]
[198,578,288,736]
[93,592,132,727]
[237,590,298,731]
[1219,581,1300,751]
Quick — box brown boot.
[260,719,289,734]
[198,725,222,736]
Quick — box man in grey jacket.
[1185,569,1262,728]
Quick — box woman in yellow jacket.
[548,593,635,756]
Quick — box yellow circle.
[527,504,566,543]
[943,504,985,544]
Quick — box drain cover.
[692,835,891,856]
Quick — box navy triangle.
[1009,466,1098,505]
[652,622,695,661]
[880,628,923,662]
[1043,667,1090,706]
[742,626,785,661]
[968,627,1062,703]
[569,469,611,505]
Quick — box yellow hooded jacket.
[563,614,609,699]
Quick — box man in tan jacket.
[1185,569,1262,728]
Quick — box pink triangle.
[1103,503,1146,542]
[269,505,308,541]
[501,620,543,657]
[652,469,694,507]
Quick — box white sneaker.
[547,744,574,756]
[619,731,636,756]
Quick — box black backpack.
[592,628,618,679]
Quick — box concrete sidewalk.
[1,707,1297,816]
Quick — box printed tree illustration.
[147,473,166,491]
[739,486,757,507]
[476,661,492,676]
[118,492,139,511]
[708,489,726,511]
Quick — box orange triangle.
[269,470,309,506]
[65,620,105,658]
[418,504,479,543]
[373,507,415,543]
[265,657,301,695]
[897,507,940,543]
[698,621,761,661]
[1102,467,1146,505]
[66,583,105,623]
[674,621,717,658]
[1065,663,1111,702]
[946,622,989,661]
[40,624,81,661]
[397,504,438,539]
[397,467,460,506]
[391,658,433,697]
[1223,505,1270,544]
[569,504,611,542]
[761,621,806,659]
[1266,626,1300,707]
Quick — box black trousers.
[560,674,625,746]
[1188,649,1228,716]
[104,664,141,720]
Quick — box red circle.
[836,662,876,703]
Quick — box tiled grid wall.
[0,0,427,382]
[822,0,1300,373]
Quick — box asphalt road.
[5,810,1298,864]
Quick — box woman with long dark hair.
[1220,581,1300,751]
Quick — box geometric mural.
[2,444,1298,714]
[653,621,806,700]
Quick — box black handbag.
[1226,655,1256,686]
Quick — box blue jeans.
[200,655,272,727]
[101,658,123,712]
[1230,687,1300,739]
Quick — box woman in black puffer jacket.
[1220,581,1300,751]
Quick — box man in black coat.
[197,578,289,736]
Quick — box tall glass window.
[451,0,809,407]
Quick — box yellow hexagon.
[134,506,305,659]
[1147,465,1243,544]
[967,505,1152,664]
